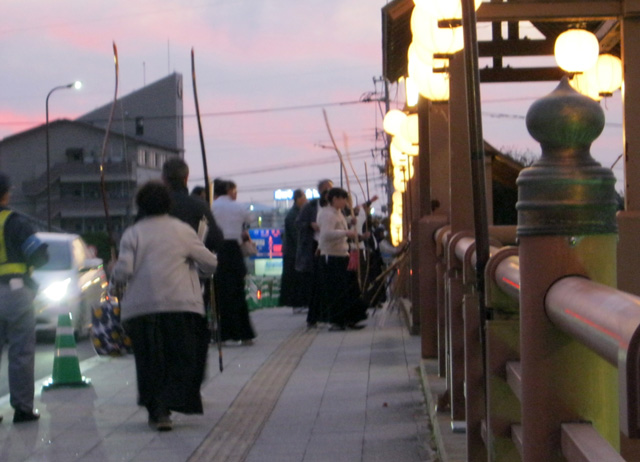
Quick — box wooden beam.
[477,1,620,23]
[478,39,555,57]
[480,66,566,82]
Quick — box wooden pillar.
[617,7,640,298]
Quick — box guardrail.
[435,230,640,460]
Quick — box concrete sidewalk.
[0,306,434,462]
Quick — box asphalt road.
[0,337,97,398]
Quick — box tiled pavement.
[0,306,435,462]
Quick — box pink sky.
[0,1,625,206]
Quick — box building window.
[137,149,146,165]
[66,148,84,162]
[135,116,144,136]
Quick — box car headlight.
[42,278,71,302]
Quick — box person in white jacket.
[113,181,217,432]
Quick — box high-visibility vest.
[0,210,27,276]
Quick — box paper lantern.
[413,0,483,22]
[554,29,599,73]
[594,54,623,96]
[405,76,419,107]
[408,45,450,102]
[392,133,419,156]
[410,5,463,55]
[383,109,407,136]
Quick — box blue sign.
[248,228,283,259]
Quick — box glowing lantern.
[570,54,623,100]
[392,133,419,156]
[401,113,419,147]
[410,5,463,55]
[554,29,599,73]
[394,162,414,181]
[593,53,623,96]
[408,46,450,102]
[390,144,411,168]
[390,212,403,246]
[392,191,403,208]
[383,109,407,136]
[393,174,407,193]
[413,0,483,22]
[405,76,419,107]
[569,69,601,101]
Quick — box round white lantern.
[408,47,450,102]
[405,76,419,107]
[411,5,463,55]
[554,29,599,73]
[383,109,407,136]
[401,113,420,147]
[594,53,623,96]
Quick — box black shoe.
[13,409,40,423]
[347,323,365,330]
[148,411,172,432]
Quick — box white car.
[31,232,108,339]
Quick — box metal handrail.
[546,276,640,438]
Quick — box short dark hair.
[191,186,205,196]
[0,172,10,198]
[293,189,305,201]
[327,187,348,203]
[162,157,189,190]
[136,181,172,216]
[213,178,229,197]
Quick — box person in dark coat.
[162,159,223,253]
[295,179,333,327]
[162,159,224,344]
[279,189,307,310]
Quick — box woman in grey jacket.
[113,181,217,431]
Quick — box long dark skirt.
[280,255,308,308]
[214,240,256,341]
[123,312,209,417]
[318,255,368,327]
[306,254,329,325]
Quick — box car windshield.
[37,241,72,271]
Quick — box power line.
[0,99,374,128]
[191,149,376,181]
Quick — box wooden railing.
[432,228,640,460]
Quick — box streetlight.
[45,81,81,231]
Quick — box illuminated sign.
[273,188,320,201]
[248,228,283,258]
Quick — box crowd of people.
[279,179,397,331]
[0,161,400,433]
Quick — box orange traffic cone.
[42,313,91,390]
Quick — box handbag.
[90,283,132,356]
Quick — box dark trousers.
[124,312,209,417]
[214,240,256,341]
[318,255,367,327]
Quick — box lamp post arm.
[45,81,82,232]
